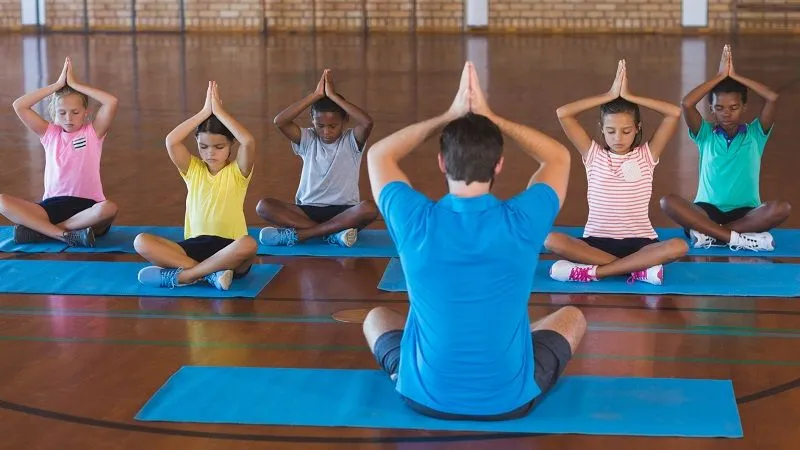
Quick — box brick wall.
[366,0,412,31]
[46,0,87,30]
[0,0,796,33]
[713,0,800,32]
[265,0,310,31]
[184,0,262,31]
[136,0,181,31]
[316,0,364,31]
[87,0,131,30]
[417,0,462,31]
[487,0,800,33]
[0,0,21,30]
[490,0,683,32]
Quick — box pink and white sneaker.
[550,260,598,282]
[628,265,663,285]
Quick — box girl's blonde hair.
[48,86,89,120]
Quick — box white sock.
[729,230,744,247]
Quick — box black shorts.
[177,235,251,278]
[39,196,93,224]
[581,236,659,258]
[372,329,572,421]
[683,203,756,237]
[297,204,354,224]
[38,196,110,237]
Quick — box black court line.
[0,377,796,444]
[736,376,800,404]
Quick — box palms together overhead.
[448,61,494,119]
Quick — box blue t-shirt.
[378,181,560,416]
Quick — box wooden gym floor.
[0,32,798,449]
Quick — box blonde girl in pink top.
[546,60,688,285]
[1,57,118,247]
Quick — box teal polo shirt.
[691,119,771,212]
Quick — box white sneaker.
[326,228,358,247]
[730,232,775,252]
[628,265,663,286]
[204,270,234,291]
[549,260,597,282]
[690,230,719,248]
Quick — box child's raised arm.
[555,60,624,157]
[681,45,730,136]
[323,71,374,149]
[64,57,118,138]
[166,82,213,175]
[12,59,68,137]
[273,72,326,145]
[728,48,778,133]
[469,64,570,207]
[619,63,681,161]
[210,82,256,177]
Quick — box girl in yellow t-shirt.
[134,81,257,291]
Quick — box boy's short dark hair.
[709,77,748,104]
[439,113,503,185]
[311,96,347,119]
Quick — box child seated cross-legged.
[256,70,378,248]
[546,60,688,285]
[1,57,118,247]
[133,82,257,291]
[660,45,790,251]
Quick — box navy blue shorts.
[177,235,251,278]
[372,329,572,420]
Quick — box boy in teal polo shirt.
[661,45,790,251]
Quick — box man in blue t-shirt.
[362,62,587,420]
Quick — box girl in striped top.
[546,60,688,285]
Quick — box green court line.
[0,308,335,323]
[1,334,798,367]
[1,307,800,338]
[590,324,800,339]
[3,298,794,318]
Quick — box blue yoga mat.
[57,226,397,257]
[0,260,281,298]
[551,226,800,257]
[135,366,742,438]
[379,258,800,297]
[62,226,185,254]
[6,224,798,258]
[253,229,397,257]
[0,226,67,253]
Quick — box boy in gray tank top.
[257,70,378,247]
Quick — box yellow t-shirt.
[180,156,251,240]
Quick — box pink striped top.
[582,141,658,239]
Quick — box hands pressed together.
[446,61,494,121]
